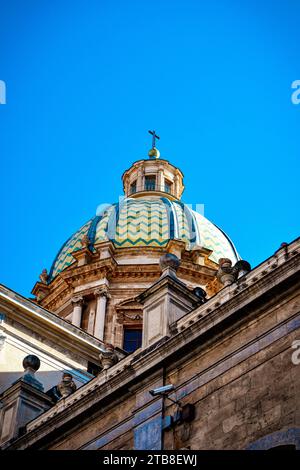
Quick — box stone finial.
[216,258,234,286]
[23,355,40,372]
[21,355,43,391]
[159,253,180,279]
[99,344,118,370]
[192,287,207,304]
[80,234,91,249]
[217,258,251,287]
[39,268,48,284]
[280,242,289,260]
[57,372,77,398]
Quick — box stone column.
[141,166,145,191]
[137,168,143,192]
[158,168,164,192]
[124,177,129,197]
[94,289,109,340]
[174,175,179,198]
[71,296,84,328]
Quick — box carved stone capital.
[94,288,110,299]
[71,296,84,306]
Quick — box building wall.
[0,315,92,395]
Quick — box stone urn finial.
[39,268,48,284]
[99,344,118,370]
[57,372,77,398]
[217,258,251,287]
[159,253,180,279]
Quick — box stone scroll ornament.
[217,258,251,287]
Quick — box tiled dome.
[49,196,239,281]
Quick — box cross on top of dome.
[148,129,160,159]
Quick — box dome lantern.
[122,130,184,200]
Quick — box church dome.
[49,196,239,281]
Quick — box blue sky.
[0,0,299,296]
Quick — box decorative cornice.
[38,242,219,310]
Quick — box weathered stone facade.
[4,238,299,450]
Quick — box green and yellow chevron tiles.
[192,211,238,264]
[172,201,192,245]
[114,198,169,247]
[49,196,239,281]
[49,219,92,280]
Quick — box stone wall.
[0,316,91,394]
[42,286,300,450]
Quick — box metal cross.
[148,130,160,148]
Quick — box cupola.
[122,130,184,200]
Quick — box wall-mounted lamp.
[149,384,195,429]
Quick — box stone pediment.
[115,298,143,323]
